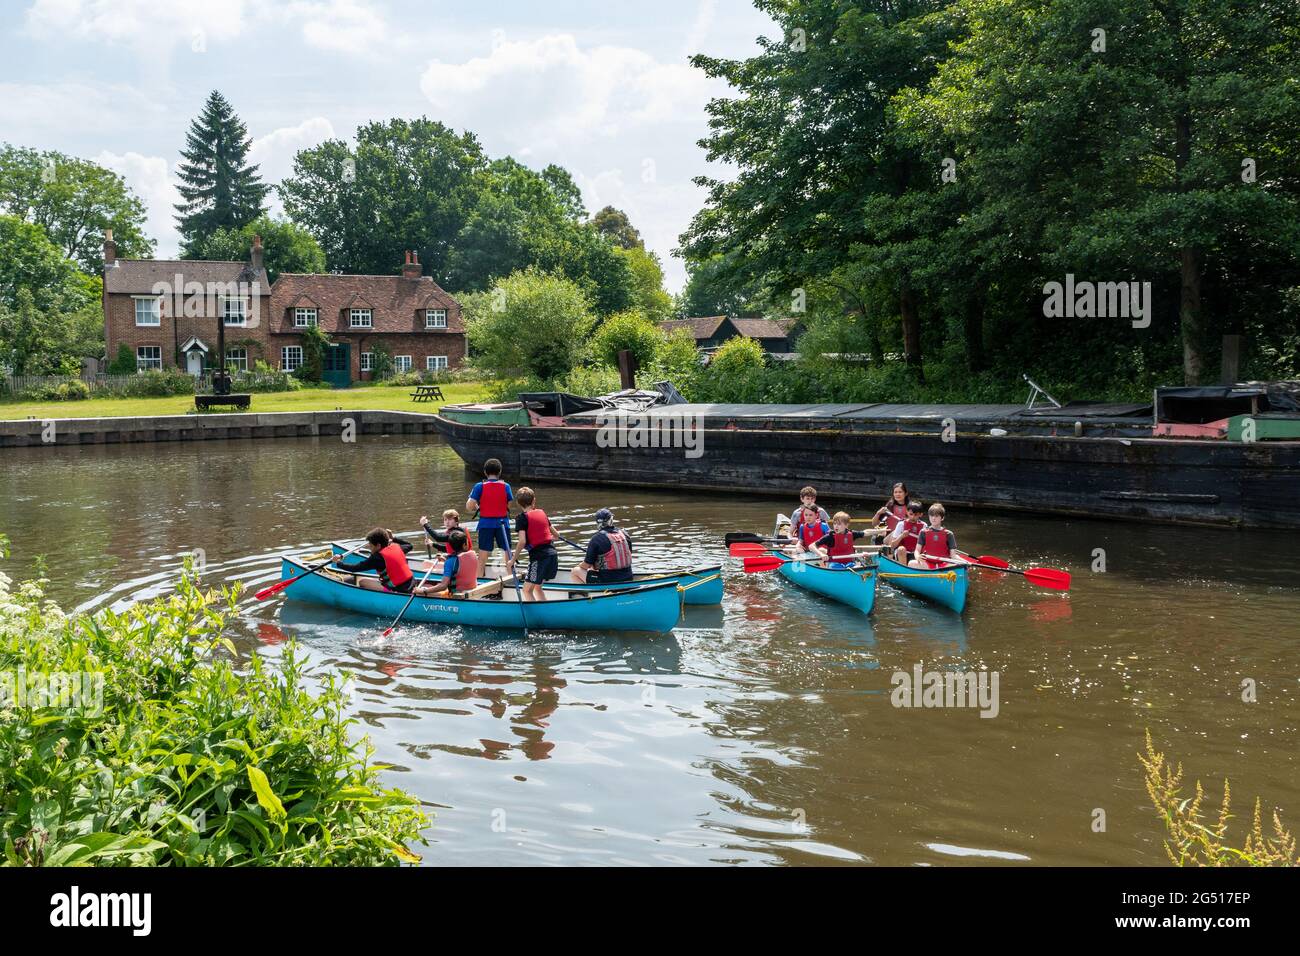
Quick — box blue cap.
[595,508,614,526]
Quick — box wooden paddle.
[926,554,1071,591]
[256,543,366,600]
[382,561,441,637]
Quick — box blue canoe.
[278,557,682,633]
[327,542,724,605]
[875,553,969,614]
[765,549,877,614]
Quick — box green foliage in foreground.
[0,562,427,866]
[1141,731,1296,867]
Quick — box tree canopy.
[185,214,326,283]
[0,145,153,273]
[175,91,269,254]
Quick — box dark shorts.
[587,567,633,584]
[477,524,512,552]
[386,578,414,594]
[525,546,559,584]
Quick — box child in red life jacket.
[507,487,559,602]
[419,508,463,572]
[464,457,514,571]
[872,482,911,536]
[334,528,415,593]
[886,500,926,563]
[789,504,830,553]
[789,486,830,535]
[419,529,479,596]
[909,502,958,569]
[812,512,870,566]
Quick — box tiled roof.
[104,259,270,296]
[269,274,464,334]
[730,317,793,339]
[660,316,727,339]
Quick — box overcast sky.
[0,0,778,291]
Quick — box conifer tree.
[175,91,268,255]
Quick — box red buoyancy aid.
[829,530,857,559]
[450,550,478,591]
[600,530,632,570]
[918,527,953,564]
[796,514,826,548]
[898,517,925,551]
[379,543,414,589]
[521,509,553,547]
[882,500,907,533]
[477,479,509,518]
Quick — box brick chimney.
[103,228,117,266]
[250,234,264,273]
[402,250,421,279]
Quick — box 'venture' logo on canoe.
[890,664,1000,718]
[595,411,704,459]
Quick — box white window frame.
[294,307,318,328]
[136,346,162,370]
[393,355,412,373]
[133,297,161,326]
[360,352,374,372]
[349,308,373,329]
[222,297,247,326]
[425,355,448,371]
[225,347,248,372]
[281,346,303,372]
[425,309,447,329]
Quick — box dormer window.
[425,309,447,329]
[349,308,372,328]
[294,307,318,328]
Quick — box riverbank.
[0,381,490,422]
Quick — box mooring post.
[617,349,638,390]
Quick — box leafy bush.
[467,268,597,381]
[120,369,195,397]
[107,344,136,376]
[55,380,90,401]
[591,310,664,369]
[0,559,427,866]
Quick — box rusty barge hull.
[430,410,1300,530]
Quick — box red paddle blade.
[1024,567,1072,591]
[741,556,784,573]
[381,626,396,637]
[255,579,289,600]
[729,542,767,556]
[972,554,1010,569]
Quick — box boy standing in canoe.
[811,512,870,566]
[909,503,959,569]
[419,529,479,597]
[507,487,559,601]
[465,458,514,571]
[570,508,635,584]
[334,528,417,593]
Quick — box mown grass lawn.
[0,381,493,421]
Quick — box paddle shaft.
[383,560,442,636]
[257,543,365,600]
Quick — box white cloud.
[25,0,249,48]
[280,0,390,54]
[249,116,335,185]
[93,150,183,257]
[0,82,166,139]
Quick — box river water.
[2,435,1297,866]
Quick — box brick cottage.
[102,233,466,385]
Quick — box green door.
[323,343,350,388]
